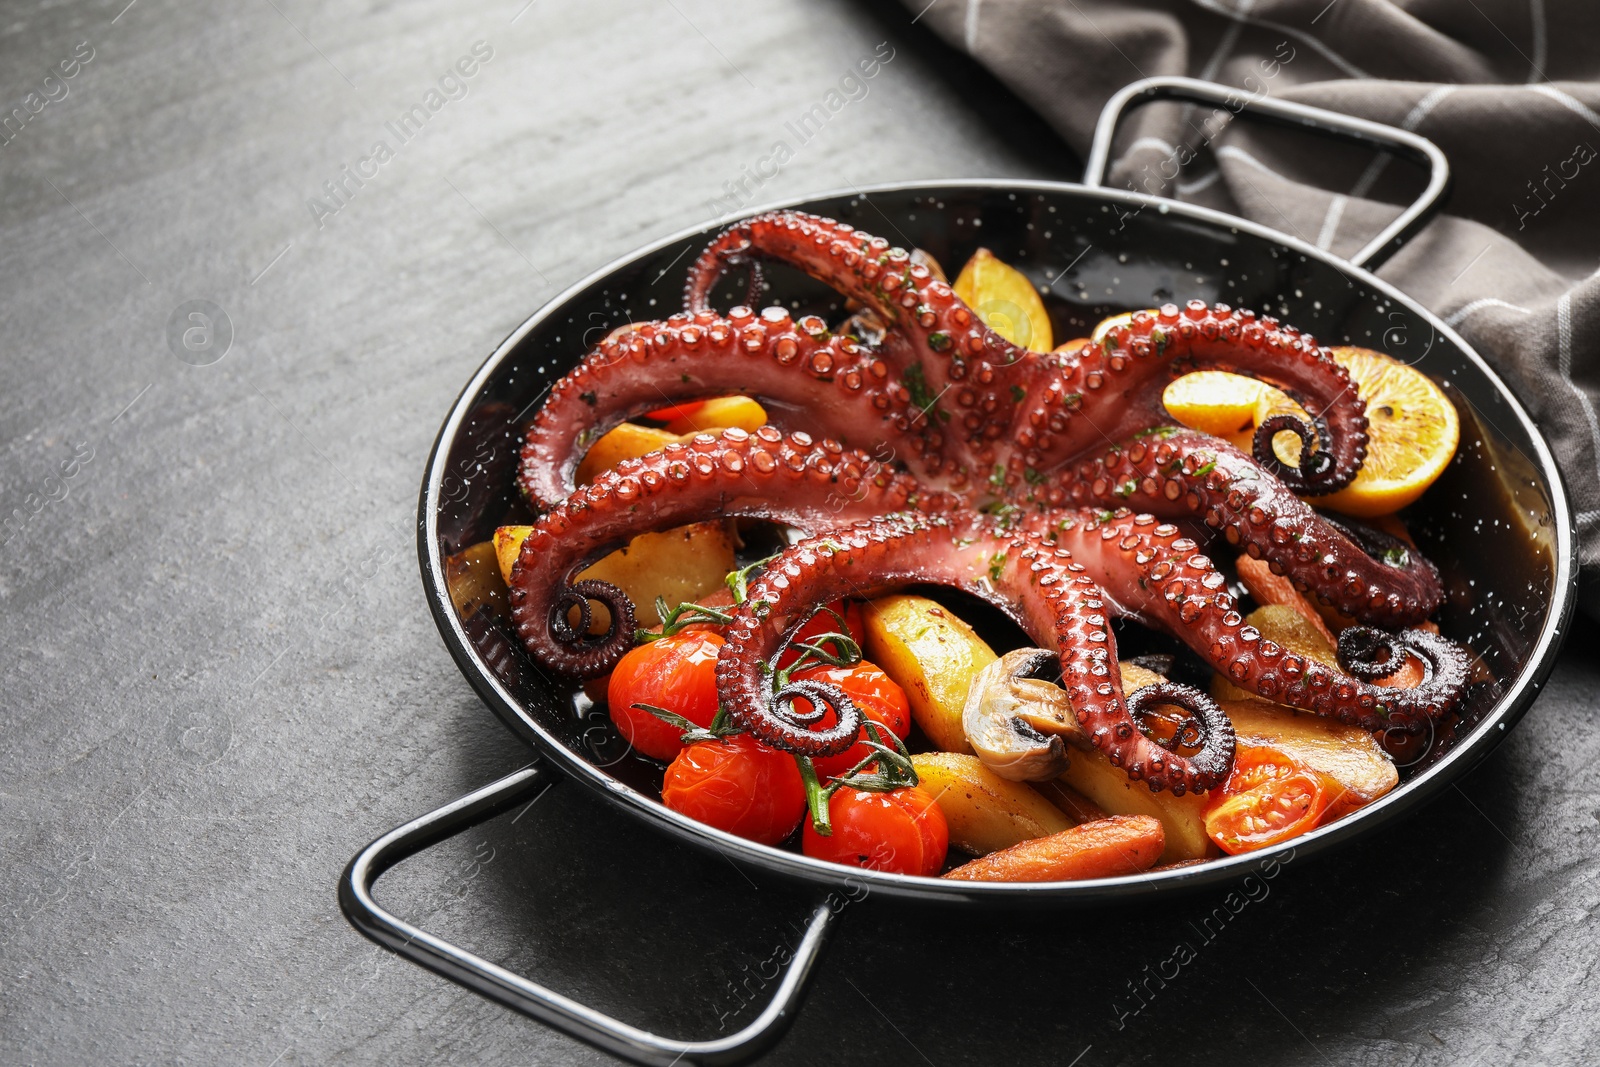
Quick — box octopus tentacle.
[1067,428,1442,629]
[539,578,637,678]
[507,428,961,678]
[715,514,1235,793]
[1124,682,1234,786]
[1337,626,1469,697]
[684,210,1039,490]
[1039,508,1466,731]
[504,208,1478,802]
[1010,302,1369,496]
[517,306,928,508]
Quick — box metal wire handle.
[1083,75,1452,271]
[339,763,837,1066]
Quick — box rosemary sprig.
[797,722,920,836]
[772,604,862,689]
[634,703,741,746]
[633,598,734,643]
[725,552,778,604]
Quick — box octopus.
[505,210,1469,795]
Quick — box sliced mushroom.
[962,648,1089,782]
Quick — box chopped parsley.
[903,363,938,415]
[988,551,1008,582]
[1382,545,1411,568]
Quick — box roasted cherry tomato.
[644,400,706,422]
[791,662,911,778]
[1203,744,1334,854]
[662,734,806,845]
[607,631,724,761]
[776,600,866,669]
[802,787,948,876]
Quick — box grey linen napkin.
[901,0,1600,616]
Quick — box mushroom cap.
[962,648,1089,781]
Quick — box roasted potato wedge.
[493,521,735,629]
[1057,750,1213,864]
[445,541,507,619]
[863,595,997,754]
[910,751,1074,855]
[574,423,681,487]
[493,525,533,586]
[1222,699,1398,819]
[1051,661,1216,864]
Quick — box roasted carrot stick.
[941,815,1164,882]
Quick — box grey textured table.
[3,2,1597,1065]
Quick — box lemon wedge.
[953,248,1053,351]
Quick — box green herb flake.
[903,363,939,415]
[988,551,1008,583]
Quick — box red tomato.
[662,734,806,845]
[776,600,866,669]
[607,631,725,761]
[645,400,706,422]
[1203,744,1334,855]
[802,787,948,876]
[790,662,911,779]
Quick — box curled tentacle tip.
[1336,625,1404,682]
[1125,680,1236,793]
[547,578,637,677]
[1252,413,1346,495]
[758,677,862,757]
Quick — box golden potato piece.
[1057,749,1214,864]
[445,541,507,620]
[1222,699,1398,819]
[573,423,681,487]
[493,521,735,630]
[1047,660,1215,864]
[493,525,533,586]
[862,595,998,754]
[910,752,1074,856]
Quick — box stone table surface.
[2,1,1597,1065]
